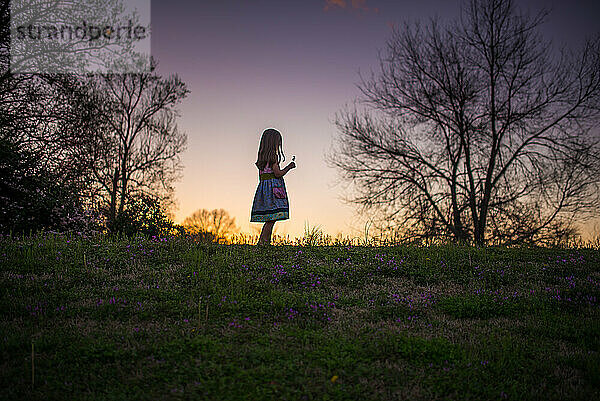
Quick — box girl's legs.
[258,220,275,245]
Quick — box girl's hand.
[289,162,296,169]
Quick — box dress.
[250,163,289,222]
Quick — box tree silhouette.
[0,2,180,236]
[183,208,239,242]
[327,0,600,245]
[0,60,188,232]
[76,59,189,228]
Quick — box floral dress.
[250,163,289,222]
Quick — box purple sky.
[150,0,600,239]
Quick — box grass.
[1,233,599,400]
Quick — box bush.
[108,194,180,237]
[0,139,94,235]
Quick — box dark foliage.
[0,138,94,235]
[107,193,182,237]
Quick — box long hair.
[255,128,285,170]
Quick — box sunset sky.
[149,0,600,239]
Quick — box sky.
[149,0,600,240]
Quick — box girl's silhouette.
[251,128,296,245]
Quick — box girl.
[251,128,296,245]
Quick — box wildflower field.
[1,234,599,400]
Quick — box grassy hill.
[1,234,599,400]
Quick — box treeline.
[0,67,188,237]
[0,37,192,237]
[0,59,246,241]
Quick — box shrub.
[0,139,93,235]
[108,194,180,237]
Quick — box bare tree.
[77,59,189,227]
[327,0,600,245]
[183,208,239,241]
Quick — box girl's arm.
[272,161,296,178]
